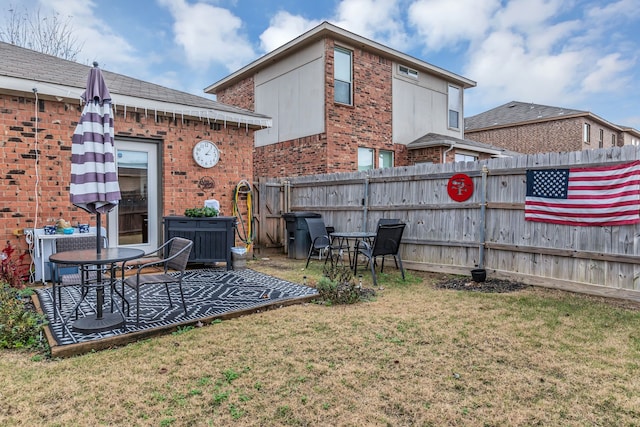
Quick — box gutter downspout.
[443,143,456,163]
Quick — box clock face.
[193,140,220,168]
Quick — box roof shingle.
[465,101,586,131]
[0,41,269,122]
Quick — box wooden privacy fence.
[255,145,640,302]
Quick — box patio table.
[48,247,144,333]
[330,231,376,272]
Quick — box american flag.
[525,161,640,226]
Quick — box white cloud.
[259,0,411,53]
[586,0,640,20]
[458,0,639,118]
[408,0,500,50]
[333,0,409,50]
[465,31,583,108]
[259,11,320,53]
[581,53,634,93]
[492,0,564,31]
[158,0,256,72]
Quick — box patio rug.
[36,268,318,347]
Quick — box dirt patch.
[436,277,530,293]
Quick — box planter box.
[163,216,236,270]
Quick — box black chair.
[375,218,402,267]
[377,218,402,226]
[304,217,346,268]
[354,223,406,286]
[123,237,193,326]
[50,235,107,323]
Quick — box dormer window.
[398,65,418,79]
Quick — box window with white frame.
[455,152,477,163]
[583,123,591,143]
[398,65,418,79]
[334,47,352,105]
[358,147,374,171]
[448,85,461,129]
[598,129,604,148]
[612,134,617,146]
[379,150,394,168]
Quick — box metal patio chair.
[354,222,406,286]
[304,217,346,268]
[123,237,193,326]
[374,218,403,267]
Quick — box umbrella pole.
[96,212,102,254]
[96,212,103,319]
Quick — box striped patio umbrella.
[70,62,121,253]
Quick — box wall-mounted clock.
[193,140,220,168]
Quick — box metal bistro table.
[48,247,144,333]
[330,231,376,272]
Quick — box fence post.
[282,180,290,255]
[478,165,488,268]
[363,176,369,228]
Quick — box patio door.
[107,139,159,253]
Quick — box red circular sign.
[447,173,474,202]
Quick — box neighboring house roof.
[205,21,476,94]
[0,41,271,128]
[465,101,638,136]
[407,133,520,157]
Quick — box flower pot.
[471,268,486,283]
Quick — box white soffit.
[0,75,272,129]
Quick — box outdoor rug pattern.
[36,268,318,346]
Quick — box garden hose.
[232,179,255,251]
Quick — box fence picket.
[256,146,640,301]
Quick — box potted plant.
[471,268,487,283]
[184,207,219,217]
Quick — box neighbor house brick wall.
[250,38,402,179]
[216,76,255,111]
[254,134,329,177]
[465,118,583,154]
[325,39,395,173]
[465,116,626,155]
[408,147,443,164]
[0,93,254,261]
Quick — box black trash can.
[282,212,322,259]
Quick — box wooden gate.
[253,178,286,253]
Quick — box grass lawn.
[2,253,640,426]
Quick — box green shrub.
[315,264,373,305]
[0,282,46,349]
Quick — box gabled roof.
[0,41,271,128]
[464,101,589,131]
[205,21,476,94]
[464,101,639,135]
[407,132,520,157]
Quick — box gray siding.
[392,64,461,144]
[254,41,325,147]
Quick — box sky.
[1,0,638,128]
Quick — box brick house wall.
[1,93,254,260]
[216,76,255,111]
[408,147,443,164]
[465,116,624,154]
[253,134,329,177]
[408,147,493,164]
[225,37,403,179]
[324,39,394,175]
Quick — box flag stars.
[532,169,569,199]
